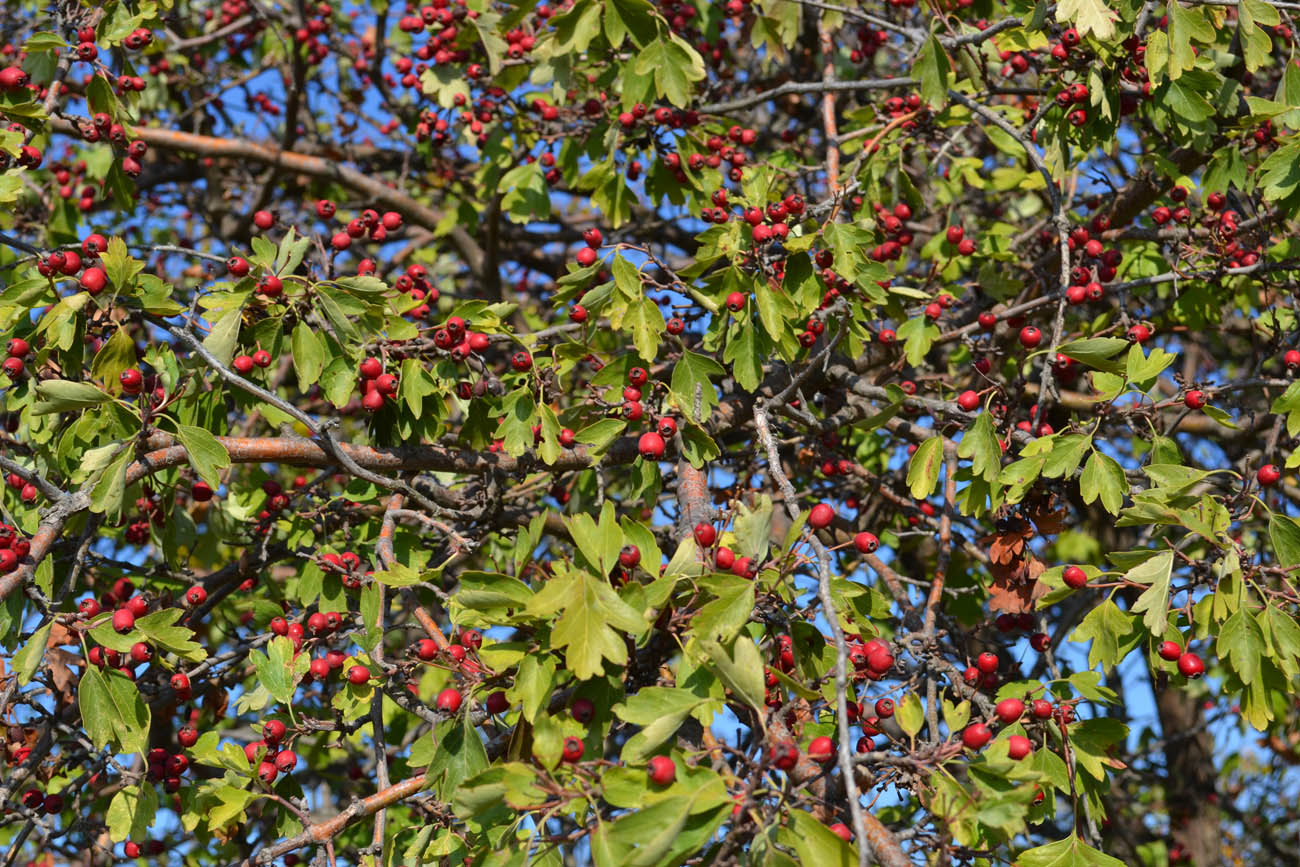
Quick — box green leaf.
[427,716,490,800]
[82,668,150,755]
[1272,514,1300,567]
[1080,451,1127,515]
[690,575,755,643]
[32,380,110,414]
[1019,833,1127,866]
[907,437,944,499]
[1128,550,1174,634]
[1070,599,1142,670]
[616,686,716,764]
[627,296,665,362]
[914,35,950,108]
[1055,0,1117,41]
[251,635,309,705]
[698,637,766,724]
[101,237,143,291]
[499,162,551,222]
[895,692,924,738]
[531,568,648,680]
[91,329,138,396]
[778,810,856,867]
[175,424,231,489]
[291,322,326,391]
[670,350,724,423]
[106,785,157,843]
[203,305,244,368]
[1218,608,1266,684]
[370,561,423,587]
[957,411,1001,482]
[13,621,50,686]
[134,610,206,662]
[88,447,132,521]
[1043,434,1091,479]
[1056,337,1129,373]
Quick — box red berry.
[976,652,998,674]
[1018,326,1042,349]
[1177,652,1205,678]
[1007,735,1033,760]
[808,503,835,529]
[436,688,463,713]
[854,532,879,553]
[1258,464,1281,487]
[962,723,992,750]
[347,665,370,685]
[112,609,135,634]
[807,735,834,763]
[638,431,665,459]
[1183,390,1205,410]
[957,390,980,412]
[694,523,716,547]
[1062,565,1089,589]
[647,755,676,785]
[561,736,584,763]
[1158,640,1183,661]
[119,368,143,394]
[995,698,1025,724]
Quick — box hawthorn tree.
[3,0,1300,864]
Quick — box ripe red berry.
[694,523,717,547]
[510,351,532,371]
[80,266,108,294]
[263,720,287,745]
[945,225,964,244]
[1018,326,1042,348]
[119,368,143,395]
[1062,565,1089,589]
[854,532,879,553]
[725,291,746,312]
[647,755,676,785]
[436,688,463,713]
[575,247,598,268]
[178,724,199,748]
[957,390,980,412]
[1258,464,1281,487]
[226,256,250,277]
[962,723,992,750]
[808,503,835,529]
[1007,735,1033,760]
[232,355,255,375]
[714,546,735,570]
[1158,640,1183,661]
[618,545,641,568]
[995,698,1025,724]
[1177,652,1205,678]
[807,735,834,763]
[112,609,135,634]
[347,665,370,685]
[638,431,665,460]
[1183,390,1206,410]
[485,691,510,715]
[829,823,852,842]
[561,736,584,763]
[253,210,275,230]
[976,652,998,674]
